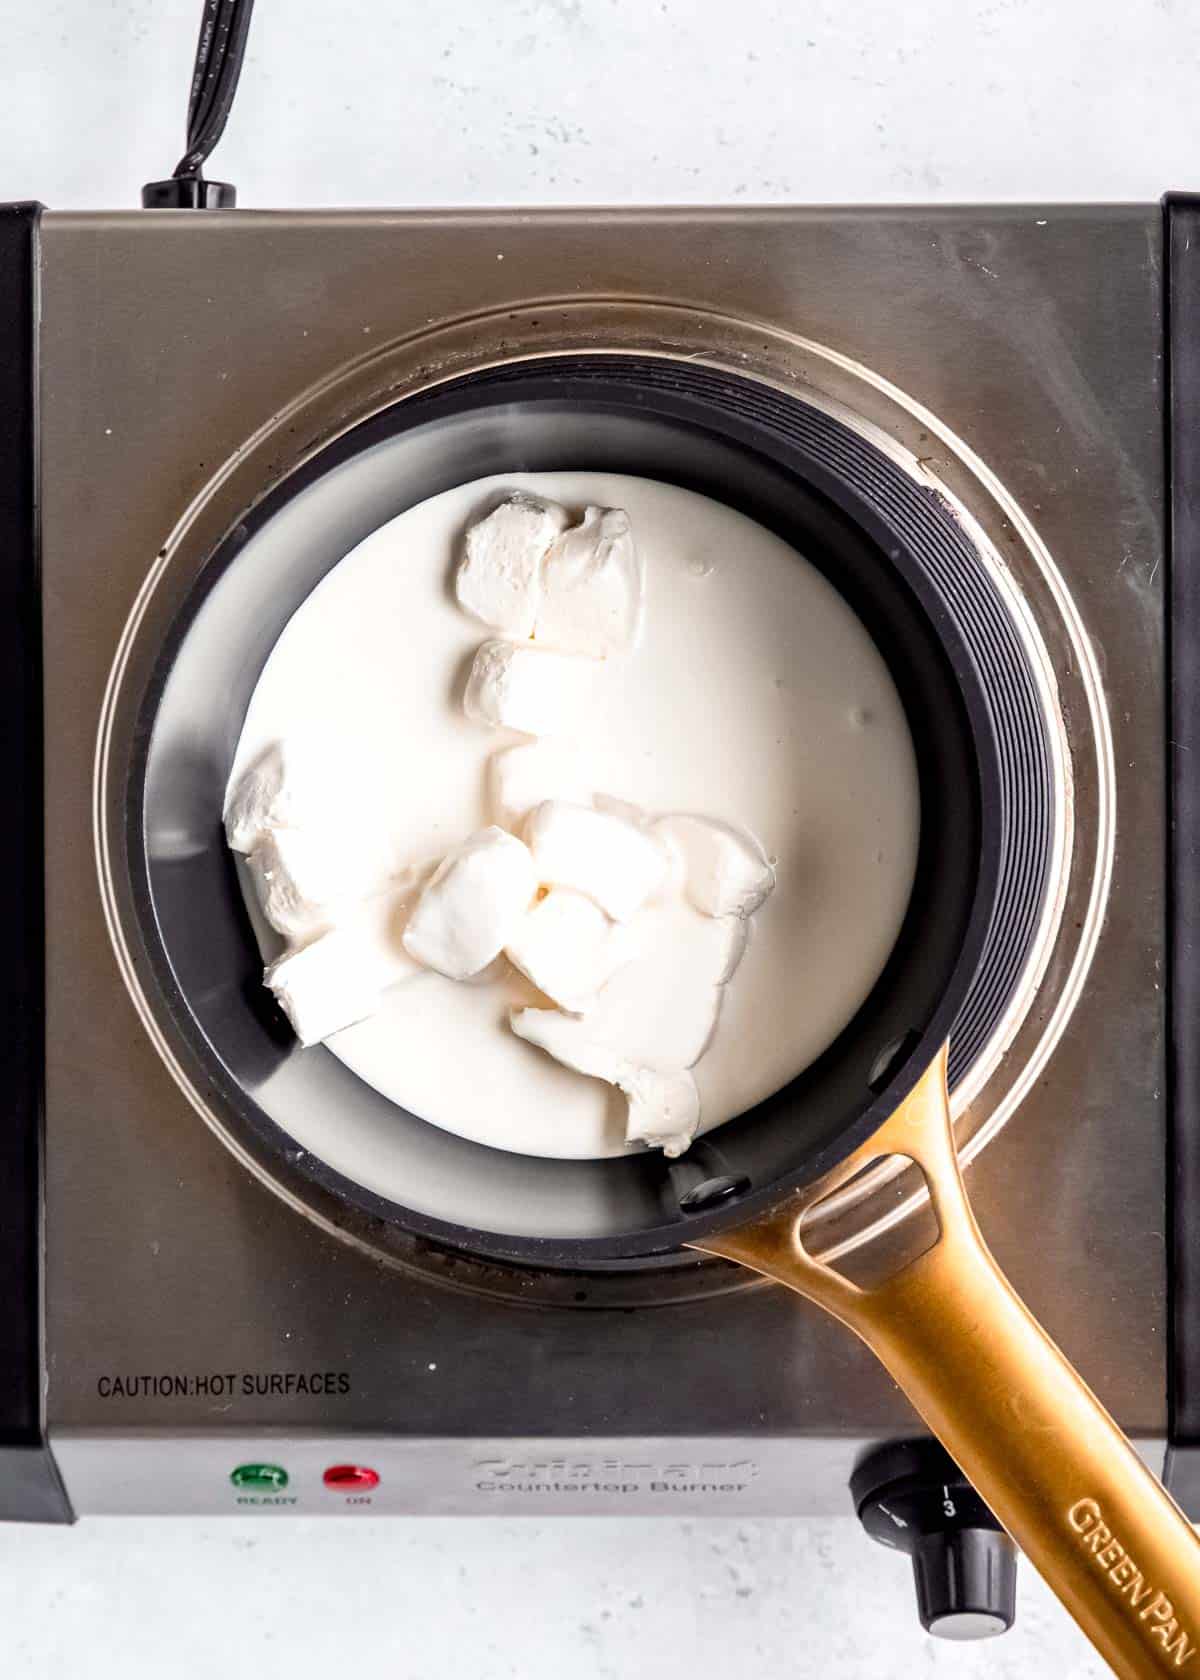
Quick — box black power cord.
[142,0,257,209]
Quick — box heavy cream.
[230,471,921,1160]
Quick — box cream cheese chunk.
[455,492,568,637]
[575,897,744,1071]
[224,741,307,854]
[463,639,596,737]
[245,826,391,943]
[655,814,776,918]
[504,888,626,1014]
[510,1006,699,1157]
[524,799,669,921]
[535,505,643,658]
[266,927,391,1047]
[402,826,536,979]
[622,1065,702,1156]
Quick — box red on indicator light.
[323,1464,380,1491]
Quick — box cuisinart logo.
[472,1456,759,1496]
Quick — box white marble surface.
[1,1515,1104,1678]
[0,0,1186,1672]
[4,0,1198,208]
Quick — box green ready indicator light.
[230,1463,289,1492]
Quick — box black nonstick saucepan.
[108,359,1200,1675]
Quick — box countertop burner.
[1,206,1176,1593]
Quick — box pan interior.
[132,360,1011,1263]
[228,468,922,1163]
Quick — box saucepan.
[101,355,1200,1676]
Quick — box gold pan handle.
[693,1049,1200,1677]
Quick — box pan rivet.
[678,1175,752,1214]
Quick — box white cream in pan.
[230,472,921,1160]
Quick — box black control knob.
[851,1439,1017,1642]
[910,1526,1017,1640]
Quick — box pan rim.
[103,350,1010,1269]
